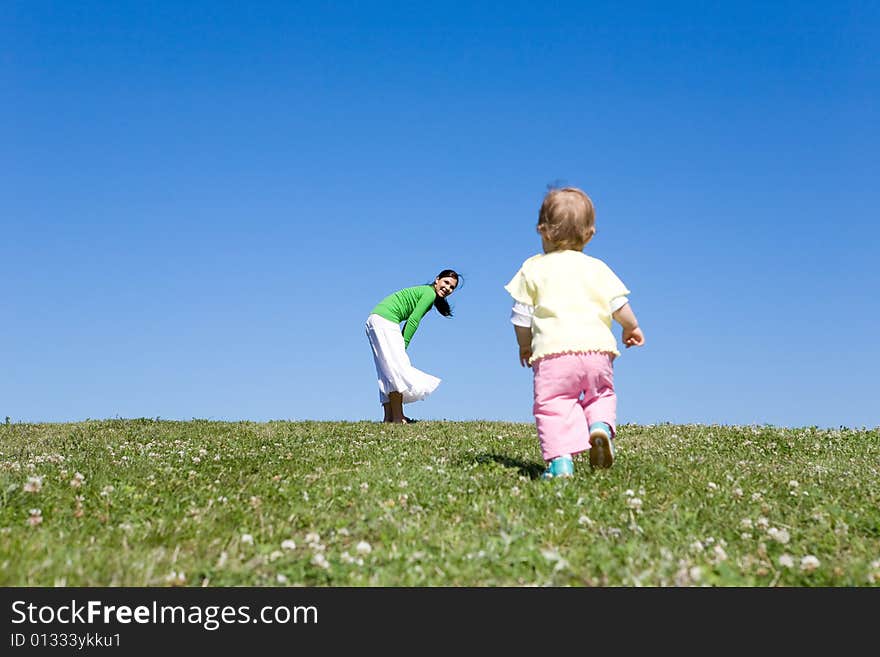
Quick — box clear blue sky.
[3,2,878,428]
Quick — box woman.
[365,269,461,423]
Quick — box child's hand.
[622,326,645,348]
[513,325,533,368]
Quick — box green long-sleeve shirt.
[370,285,437,348]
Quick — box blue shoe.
[589,423,615,469]
[542,455,574,480]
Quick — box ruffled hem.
[378,375,441,405]
[530,349,618,366]
[366,314,442,405]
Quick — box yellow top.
[504,250,630,364]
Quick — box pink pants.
[532,352,616,462]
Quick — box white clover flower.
[674,565,694,587]
[690,540,704,553]
[740,518,753,529]
[767,527,791,544]
[541,548,562,562]
[540,548,569,572]
[707,482,718,491]
[281,539,296,551]
[304,532,321,544]
[27,508,43,526]
[712,545,728,563]
[578,515,593,526]
[241,533,254,545]
[788,480,799,489]
[340,552,364,566]
[733,488,743,498]
[756,516,770,529]
[800,555,820,573]
[689,566,703,582]
[627,497,643,512]
[624,489,635,497]
[276,574,289,584]
[23,476,43,493]
[164,571,186,586]
[778,554,795,568]
[311,553,330,570]
[355,541,372,555]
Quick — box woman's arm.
[401,288,437,348]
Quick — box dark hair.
[429,269,461,317]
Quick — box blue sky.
[3,1,878,428]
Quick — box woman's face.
[433,276,458,298]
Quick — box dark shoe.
[589,423,615,469]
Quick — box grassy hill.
[1,419,878,586]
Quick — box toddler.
[504,187,644,478]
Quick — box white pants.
[365,314,441,405]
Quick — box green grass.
[1,419,878,586]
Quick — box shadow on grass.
[476,453,545,480]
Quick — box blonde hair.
[537,186,595,251]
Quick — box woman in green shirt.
[365,269,460,423]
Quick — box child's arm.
[612,302,645,348]
[509,301,534,367]
[514,325,533,367]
